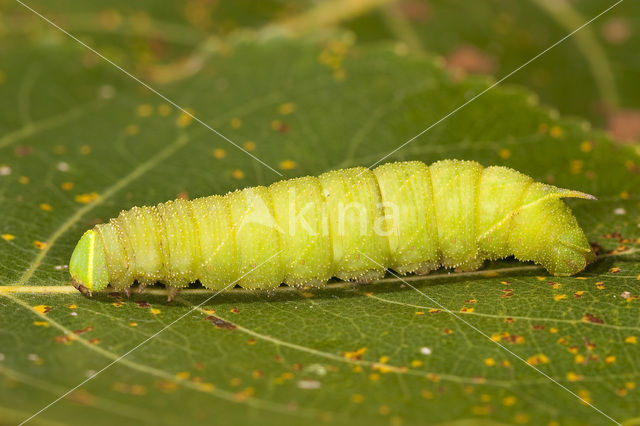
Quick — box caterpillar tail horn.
[69,230,109,295]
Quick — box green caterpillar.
[69,160,595,299]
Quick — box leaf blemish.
[205,315,236,330]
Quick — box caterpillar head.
[69,230,109,294]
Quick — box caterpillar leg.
[394,260,439,276]
[336,269,386,284]
[454,257,484,273]
[285,278,327,288]
[166,286,179,303]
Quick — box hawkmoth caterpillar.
[69,160,595,299]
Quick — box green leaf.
[344,0,640,137]
[1,5,640,426]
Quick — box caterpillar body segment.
[69,160,596,295]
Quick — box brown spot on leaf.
[607,109,640,142]
[15,145,33,157]
[582,313,604,324]
[445,45,496,76]
[532,325,545,330]
[54,334,76,344]
[393,0,432,22]
[66,390,94,405]
[602,17,630,45]
[205,315,236,330]
[230,307,240,314]
[73,326,95,335]
[135,301,150,308]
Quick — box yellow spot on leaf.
[33,240,47,250]
[569,159,583,175]
[19,176,29,184]
[502,396,517,406]
[278,103,296,115]
[80,145,92,155]
[126,124,139,135]
[596,281,605,290]
[620,191,629,200]
[580,141,593,152]
[150,308,161,315]
[175,371,190,380]
[230,117,242,129]
[129,322,137,327]
[526,353,549,365]
[411,360,422,367]
[61,182,74,191]
[421,390,433,399]
[136,104,153,117]
[624,336,637,344]
[352,365,362,373]
[157,104,171,116]
[577,389,591,405]
[484,358,495,367]
[352,394,364,403]
[198,383,215,392]
[33,321,49,327]
[213,148,226,159]
[566,372,582,382]
[279,160,296,170]
[232,169,244,180]
[498,149,511,159]
[472,405,490,415]
[343,347,367,360]
[574,354,585,364]
[243,141,255,151]
[75,192,99,204]
[460,307,474,313]
[32,305,51,314]
[553,294,566,301]
[550,125,563,138]
[176,108,194,127]
[415,311,425,315]
[156,380,179,392]
[549,327,558,334]
[271,120,282,131]
[605,355,616,364]
[368,373,380,381]
[40,203,52,212]
[378,356,389,364]
[2,234,15,241]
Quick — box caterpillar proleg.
[69,160,596,298]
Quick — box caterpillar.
[69,160,596,300]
